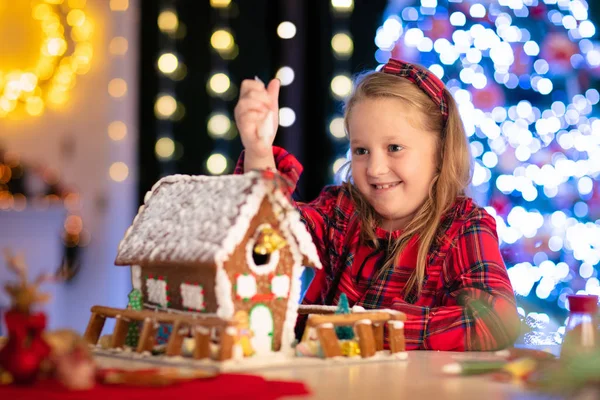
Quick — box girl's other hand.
[234,78,280,159]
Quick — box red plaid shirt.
[235,147,520,351]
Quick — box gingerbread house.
[114,170,322,355]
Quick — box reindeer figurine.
[0,249,52,384]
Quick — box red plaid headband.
[381,58,449,123]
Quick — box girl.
[233,59,520,351]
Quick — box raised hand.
[234,78,280,161]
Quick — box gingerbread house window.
[246,241,280,276]
[246,224,284,276]
[252,251,270,267]
[271,274,290,298]
[146,277,168,307]
[236,273,257,300]
[180,283,205,311]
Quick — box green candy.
[125,289,143,347]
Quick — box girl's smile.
[371,181,402,191]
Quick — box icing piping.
[271,275,291,298]
[146,277,168,308]
[235,274,257,300]
[215,262,234,319]
[131,265,141,290]
[180,283,205,311]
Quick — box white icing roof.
[115,171,322,270]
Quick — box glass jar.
[560,294,599,360]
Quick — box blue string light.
[376,0,600,335]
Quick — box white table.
[92,350,563,400]
[258,350,567,400]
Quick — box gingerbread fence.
[84,305,238,361]
[302,311,407,358]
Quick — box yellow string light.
[157,10,178,33]
[0,1,94,118]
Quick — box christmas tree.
[335,293,355,340]
[125,289,142,347]
[374,0,600,335]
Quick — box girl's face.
[348,97,439,231]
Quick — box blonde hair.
[343,70,472,298]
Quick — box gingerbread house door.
[249,304,273,354]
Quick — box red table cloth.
[0,373,310,400]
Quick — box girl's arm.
[390,211,521,351]
[234,147,301,194]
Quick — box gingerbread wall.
[225,198,295,351]
[140,263,218,313]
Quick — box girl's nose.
[367,154,389,177]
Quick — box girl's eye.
[388,144,403,152]
[353,148,368,156]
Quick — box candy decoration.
[125,289,143,347]
[334,293,354,340]
[253,224,287,255]
[340,340,361,357]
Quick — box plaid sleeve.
[233,146,302,195]
[391,210,520,351]
[293,186,344,339]
[295,186,343,305]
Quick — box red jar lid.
[567,295,599,313]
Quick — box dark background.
[138,0,388,204]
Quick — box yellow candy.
[253,225,287,255]
[503,358,537,380]
[340,340,361,357]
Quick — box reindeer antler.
[34,273,58,287]
[3,248,28,283]
[3,248,53,313]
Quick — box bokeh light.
[277,22,297,39]
[109,162,129,182]
[376,0,600,337]
[206,153,228,175]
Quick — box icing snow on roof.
[115,171,322,269]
